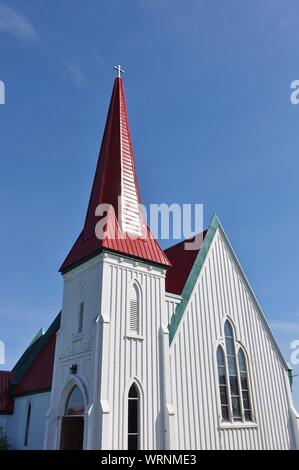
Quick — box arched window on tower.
[216,319,253,423]
[129,283,141,336]
[24,402,31,447]
[128,383,140,450]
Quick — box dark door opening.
[60,416,84,450]
[60,385,85,450]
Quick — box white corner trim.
[160,325,169,335]
[166,403,175,416]
[100,400,111,414]
[101,314,110,324]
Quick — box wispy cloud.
[0,2,37,41]
[67,62,87,87]
[271,321,299,332]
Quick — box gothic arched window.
[217,346,229,421]
[238,348,252,421]
[129,283,141,335]
[224,320,242,421]
[24,402,31,447]
[217,320,253,423]
[128,383,139,450]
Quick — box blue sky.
[0,0,299,406]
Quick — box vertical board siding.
[107,261,165,450]
[170,230,292,449]
[165,294,181,324]
[7,392,50,449]
[0,415,10,434]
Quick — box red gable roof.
[164,231,207,295]
[60,78,170,272]
[0,372,14,414]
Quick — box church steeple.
[60,74,170,273]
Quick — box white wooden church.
[1,72,299,450]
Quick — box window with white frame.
[216,319,253,423]
[128,283,141,336]
[238,348,252,421]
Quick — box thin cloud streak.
[67,62,87,87]
[0,2,37,41]
[271,321,299,332]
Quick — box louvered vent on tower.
[78,301,84,334]
[129,284,140,335]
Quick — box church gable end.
[169,216,295,449]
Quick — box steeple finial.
[113,64,125,78]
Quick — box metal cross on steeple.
[113,64,125,78]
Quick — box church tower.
[44,72,172,450]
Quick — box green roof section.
[29,328,45,347]
[168,214,219,344]
[11,313,61,388]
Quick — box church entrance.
[60,385,85,450]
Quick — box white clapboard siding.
[0,414,10,432]
[165,293,182,324]
[169,228,293,450]
[101,256,167,450]
[47,253,168,450]
[7,392,50,449]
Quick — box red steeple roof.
[60,77,170,272]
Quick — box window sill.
[126,333,144,341]
[72,334,83,342]
[219,421,259,430]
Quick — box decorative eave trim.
[61,247,170,275]
[168,214,289,371]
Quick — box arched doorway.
[60,385,85,450]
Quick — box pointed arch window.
[24,402,31,447]
[65,385,85,416]
[217,320,253,423]
[217,346,229,421]
[128,283,141,336]
[128,383,139,450]
[238,348,252,421]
